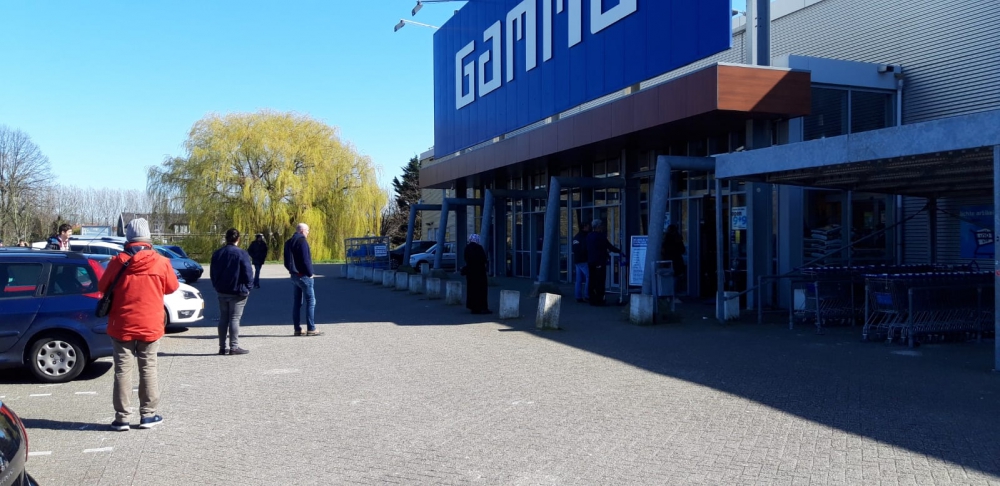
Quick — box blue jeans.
[290,274,316,332]
[574,263,589,299]
[252,264,262,287]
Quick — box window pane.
[1,263,43,298]
[47,264,98,296]
[804,88,848,141]
[851,91,892,134]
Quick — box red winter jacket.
[98,243,179,342]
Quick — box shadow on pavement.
[0,361,112,385]
[20,418,103,432]
[319,263,1000,477]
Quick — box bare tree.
[0,126,53,243]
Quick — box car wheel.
[28,334,86,383]
[164,307,170,329]
[186,277,198,284]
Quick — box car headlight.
[182,291,198,300]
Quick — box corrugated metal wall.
[902,195,994,267]
[937,196,994,267]
[901,197,930,264]
[771,0,1000,124]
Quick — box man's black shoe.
[219,348,228,355]
[229,347,250,355]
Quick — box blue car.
[0,249,114,383]
[153,246,203,283]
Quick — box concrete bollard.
[339,265,348,278]
[426,278,443,299]
[444,281,463,305]
[536,293,561,330]
[364,267,375,282]
[408,274,425,294]
[382,270,395,287]
[351,266,362,280]
[373,268,384,285]
[499,290,520,319]
[420,262,430,275]
[395,272,409,291]
[629,294,655,326]
[346,265,355,280]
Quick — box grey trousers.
[218,294,248,349]
[112,338,160,422]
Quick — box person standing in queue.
[284,223,323,337]
[572,221,591,303]
[585,219,622,306]
[463,234,491,314]
[210,228,254,356]
[247,233,268,289]
[100,218,178,431]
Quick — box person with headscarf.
[462,233,491,314]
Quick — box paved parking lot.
[3,263,1000,485]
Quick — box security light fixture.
[394,19,440,32]
[412,0,462,17]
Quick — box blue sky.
[1,0,745,193]
[0,1,463,192]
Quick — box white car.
[164,282,205,328]
[409,242,457,269]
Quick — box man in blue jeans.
[284,223,323,336]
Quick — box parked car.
[153,246,203,283]
[63,240,189,283]
[409,242,457,269]
[389,240,436,269]
[0,249,115,382]
[0,400,37,486]
[87,255,205,328]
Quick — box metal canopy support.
[538,177,626,286]
[994,144,999,372]
[403,203,444,265]
[434,198,483,271]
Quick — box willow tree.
[147,111,386,261]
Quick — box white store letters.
[455,0,638,110]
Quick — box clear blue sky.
[1,1,750,194]
[0,1,464,193]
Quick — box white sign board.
[731,207,747,230]
[373,245,388,258]
[629,235,648,287]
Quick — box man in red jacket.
[98,218,179,431]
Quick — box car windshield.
[155,247,181,259]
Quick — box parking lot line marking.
[29,394,51,397]
[75,391,98,395]
[29,451,52,457]
[38,384,61,388]
[84,447,113,453]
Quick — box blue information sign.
[433,0,733,157]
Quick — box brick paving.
[3,263,999,485]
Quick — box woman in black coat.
[463,234,491,314]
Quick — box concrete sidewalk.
[6,262,999,485]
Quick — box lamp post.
[394,19,440,32]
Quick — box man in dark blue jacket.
[283,223,322,337]
[210,228,254,355]
[586,219,622,306]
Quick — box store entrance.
[699,196,719,299]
